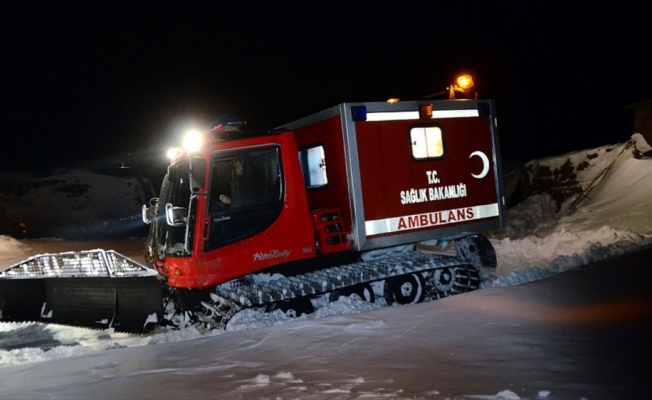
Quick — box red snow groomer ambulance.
[143,96,505,328]
[1,89,505,332]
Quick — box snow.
[1,134,652,399]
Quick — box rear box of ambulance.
[285,99,505,251]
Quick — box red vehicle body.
[146,99,505,291]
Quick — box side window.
[204,147,283,252]
[208,158,237,212]
[410,126,445,159]
[208,148,281,212]
[298,144,328,188]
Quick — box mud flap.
[455,234,497,268]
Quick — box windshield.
[156,157,205,258]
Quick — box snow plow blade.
[0,250,162,333]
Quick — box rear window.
[410,126,444,159]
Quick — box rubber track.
[198,251,482,329]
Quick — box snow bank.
[489,134,652,286]
[0,170,151,239]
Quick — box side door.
[203,146,283,252]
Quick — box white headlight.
[182,130,203,153]
[166,147,183,160]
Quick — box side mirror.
[165,203,187,227]
[142,198,159,224]
[142,205,152,224]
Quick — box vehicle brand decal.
[253,249,291,262]
[365,203,499,236]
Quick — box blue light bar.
[207,117,246,132]
[351,106,367,121]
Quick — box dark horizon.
[1,3,649,173]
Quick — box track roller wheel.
[384,274,426,305]
[329,283,375,303]
[428,265,480,299]
[267,298,314,318]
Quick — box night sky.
[1,2,649,172]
